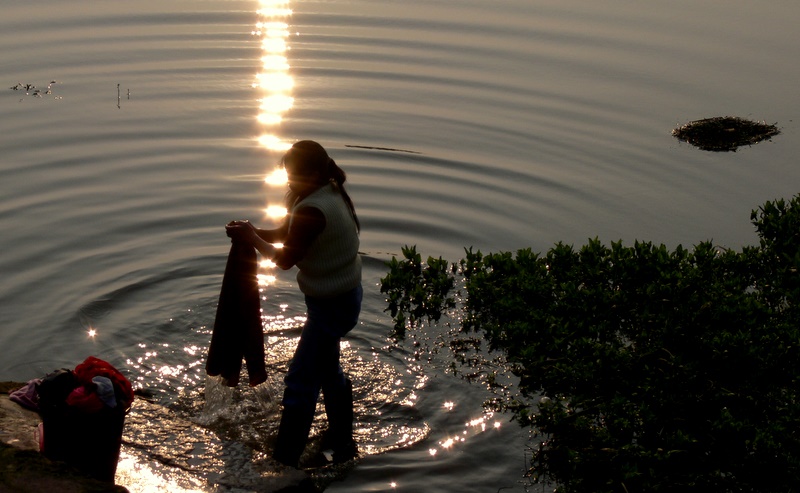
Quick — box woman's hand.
[226,220,258,243]
[226,220,277,259]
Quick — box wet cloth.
[65,385,105,413]
[92,376,117,409]
[206,240,267,387]
[73,356,134,410]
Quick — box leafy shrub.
[380,245,455,339]
[381,195,800,492]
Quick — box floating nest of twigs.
[672,116,780,152]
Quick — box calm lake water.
[1,0,799,491]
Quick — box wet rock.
[0,393,40,451]
[0,441,130,493]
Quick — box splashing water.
[196,375,236,426]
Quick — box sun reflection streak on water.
[265,167,288,186]
[257,273,277,286]
[264,204,287,218]
[254,0,293,154]
[255,0,292,235]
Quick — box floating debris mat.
[672,116,780,151]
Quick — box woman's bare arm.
[255,220,289,244]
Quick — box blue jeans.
[282,284,363,411]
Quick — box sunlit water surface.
[1,0,799,491]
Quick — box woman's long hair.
[282,140,361,232]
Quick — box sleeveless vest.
[291,182,361,297]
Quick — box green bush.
[381,195,800,492]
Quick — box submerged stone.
[672,116,780,151]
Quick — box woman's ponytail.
[329,158,361,233]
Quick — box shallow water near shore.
[1,1,799,491]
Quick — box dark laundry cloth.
[206,240,268,387]
[36,369,77,409]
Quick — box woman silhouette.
[225,140,362,467]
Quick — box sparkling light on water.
[257,0,292,17]
[255,0,293,154]
[116,452,207,493]
[257,134,289,151]
[265,167,288,186]
[264,205,287,218]
[424,409,502,458]
[258,274,277,286]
